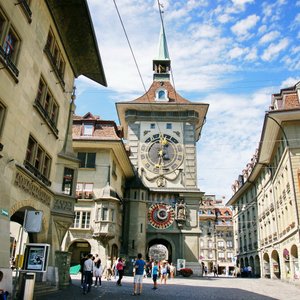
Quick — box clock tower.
[116,25,209,271]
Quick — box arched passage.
[263,252,270,278]
[254,255,261,278]
[290,244,299,279]
[283,248,290,279]
[147,239,172,263]
[111,244,118,260]
[68,240,91,266]
[271,250,281,279]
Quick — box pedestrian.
[116,257,124,286]
[83,254,94,295]
[213,265,218,277]
[0,271,9,300]
[204,265,208,276]
[160,262,168,284]
[169,263,176,278]
[151,261,159,290]
[80,254,87,287]
[94,259,103,287]
[247,265,252,278]
[106,257,112,281]
[132,253,146,296]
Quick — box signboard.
[23,244,50,272]
[177,259,186,270]
[24,211,43,233]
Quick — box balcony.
[92,221,116,239]
[23,160,51,186]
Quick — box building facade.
[199,195,235,276]
[116,26,209,273]
[228,82,300,281]
[62,113,134,267]
[0,0,106,291]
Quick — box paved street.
[36,274,300,300]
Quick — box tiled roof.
[72,113,122,140]
[284,93,300,109]
[130,81,190,104]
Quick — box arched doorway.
[249,256,254,277]
[68,240,91,266]
[10,207,40,268]
[254,255,261,278]
[147,239,172,263]
[111,244,118,260]
[290,244,299,279]
[263,253,270,278]
[271,250,280,279]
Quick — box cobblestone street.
[36,274,300,300]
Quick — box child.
[94,259,103,287]
[151,261,159,290]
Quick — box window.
[208,251,213,259]
[227,252,233,259]
[17,0,32,23]
[218,241,224,248]
[102,208,108,221]
[166,123,172,129]
[111,209,115,222]
[155,88,168,101]
[62,167,74,196]
[0,9,20,79]
[77,152,96,168]
[44,28,66,87]
[76,183,93,199]
[112,161,117,178]
[0,100,6,135]
[226,241,233,248]
[24,135,52,185]
[72,211,90,229]
[83,124,93,136]
[150,123,155,129]
[34,77,59,135]
[208,240,213,248]
[218,252,225,259]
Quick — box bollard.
[23,273,35,300]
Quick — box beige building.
[0,0,106,291]
[199,195,235,276]
[228,82,300,281]
[62,113,134,266]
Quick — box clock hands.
[155,136,170,169]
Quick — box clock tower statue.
[116,24,209,272]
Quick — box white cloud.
[280,77,299,88]
[245,47,258,61]
[231,14,260,38]
[259,31,280,44]
[228,46,246,59]
[261,38,289,61]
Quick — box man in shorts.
[133,253,146,296]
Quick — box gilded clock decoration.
[141,134,184,175]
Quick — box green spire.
[157,24,170,60]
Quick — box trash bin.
[23,273,35,300]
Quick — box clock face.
[140,133,184,174]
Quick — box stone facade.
[228,82,300,282]
[0,0,106,291]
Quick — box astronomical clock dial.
[140,134,184,175]
[148,204,175,229]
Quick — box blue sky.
[75,0,300,202]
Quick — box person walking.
[83,254,94,295]
[160,262,168,284]
[80,255,87,287]
[151,261,159,290]
[132,253,146,296]
[213,265,218,277]
[94,259,103,287]
[169,263,176,278]
[116,257,124,286]
[106,257,112,281]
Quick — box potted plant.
[179,268,193,277]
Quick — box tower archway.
[147,239,172,263]
[68,240,91,266]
